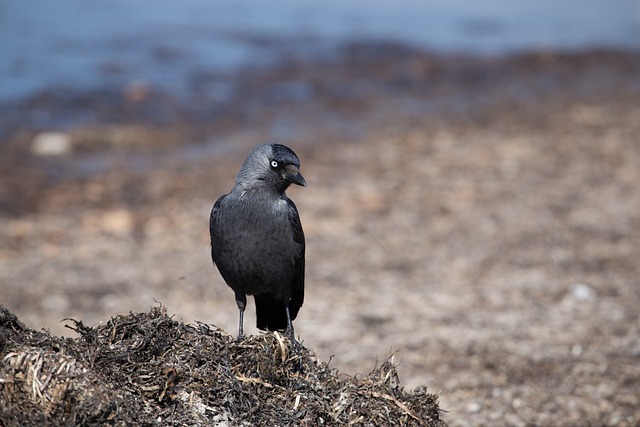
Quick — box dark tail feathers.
[254,294,290,331]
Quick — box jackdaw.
[209,143,306,339]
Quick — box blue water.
[0,0,638,103]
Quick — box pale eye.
[271,160,279,168]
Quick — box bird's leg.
[284,303,305,372]
[284,304,296,342]
[237,308,245,339]
[235,292,247,339]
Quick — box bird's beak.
[283,164,307,187]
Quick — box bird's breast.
[212,195,301,295]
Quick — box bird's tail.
[254,293,288,331]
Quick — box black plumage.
[209,143,306,338]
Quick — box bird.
[209,143,306,340]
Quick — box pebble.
[101,209,134,237]
[466,401,481,414]
[31,131,72,156]
[571,344,583,357]
[571,283,596,302]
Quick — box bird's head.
[234,143,306,193]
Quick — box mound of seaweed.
[0,305,444,426]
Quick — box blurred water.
[0,0,638,103]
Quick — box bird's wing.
[209,194,227,266]
[287,198,305,320]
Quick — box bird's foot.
[282,328,306,372]
[284,326,296,343]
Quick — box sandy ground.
[1,48,640,425]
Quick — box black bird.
[209,143,306,339]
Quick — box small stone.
[571,344,582,357]
[101,209,134,237]
[32,131,72,156]
[467,401,481,413]
[571,283,595,302]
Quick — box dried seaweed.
[0,305,444,426]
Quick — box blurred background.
[1,1,640,425]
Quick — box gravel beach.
[2,48,640,425]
